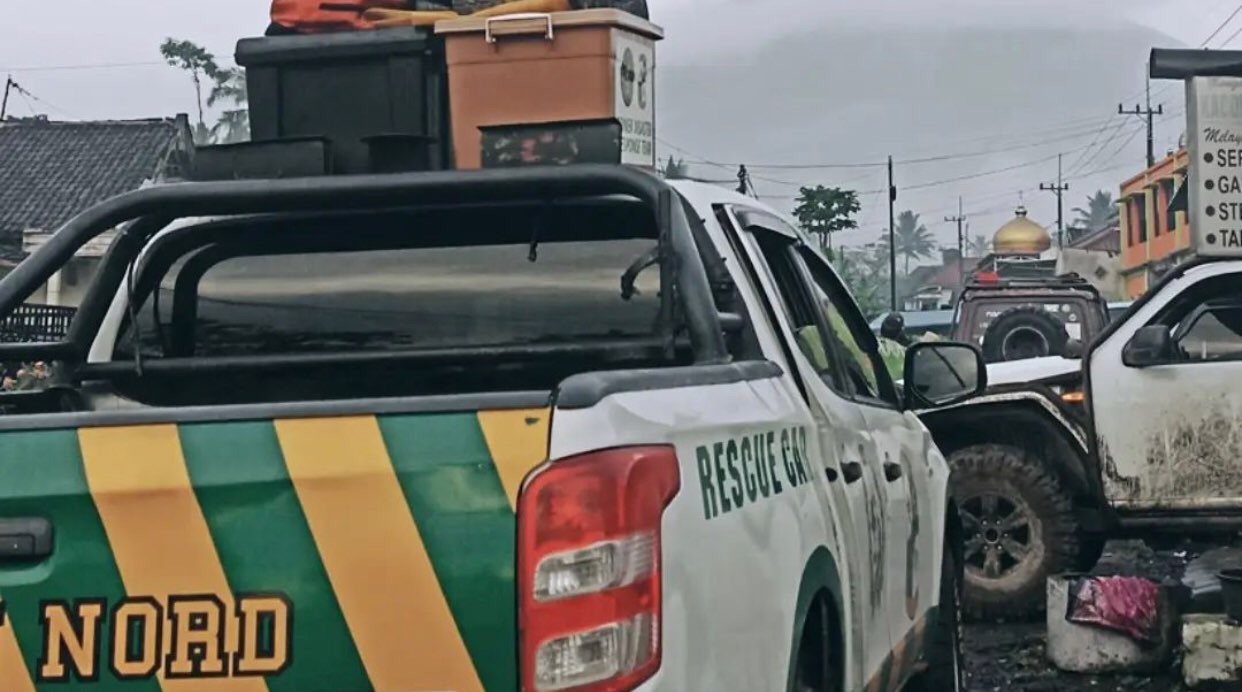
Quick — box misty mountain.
[655,19,1186,243]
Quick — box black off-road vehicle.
[951,273,1111,363]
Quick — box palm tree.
[661,157,689,179]
[208,67,249,144]
[882,210,937,276]
[1072,190,1119,233]
[966,233,991,257]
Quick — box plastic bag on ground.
[1066,575,1162,645]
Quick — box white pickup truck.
[0,165,980,692]
[915,255,1242,621]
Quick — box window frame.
[726,204,899,408]
[743,226,851,394]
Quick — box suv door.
[1089,268,1242,508]
[792,246,938,659]
[720,206,895,687]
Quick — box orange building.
[1119,148,1192,298]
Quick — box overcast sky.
[0,0,1234,253]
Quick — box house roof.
[911,257,982,291]
[0,115,191,262]
[1067,224,1121,253]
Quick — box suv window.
[795,248,897,406]
[1175,297,1242,362]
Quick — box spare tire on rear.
[981,305,1069,363]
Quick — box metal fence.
[0,303,76,343]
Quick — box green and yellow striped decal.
[0,408,550,691]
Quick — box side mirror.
[1122,325,1175,368]
[903,341,987,409]
[1063,338,1084,359]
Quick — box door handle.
[841,462,864,484]
[883,462,903,482]
[0,518,53,561]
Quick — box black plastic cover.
[1150,48,1242,79]
[234,27,449,175]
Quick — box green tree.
[160,38,223,144]
[793,185,861,250]
[834,243,890,319]
[661,157,689,179]
[1072,190,1120,233]
[209,67,250,144]
[966,233,991,257]
[882,210,937,276]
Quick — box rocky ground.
[961,539,1208,692]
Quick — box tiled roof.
[0,116,191,262]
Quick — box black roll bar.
[0,164,730,365]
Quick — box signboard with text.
[1188,76,1242,256]
[613,28,656,168]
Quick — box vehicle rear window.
[967,299,1088,344]
[116,239,662,358]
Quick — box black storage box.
[235,27,449,175]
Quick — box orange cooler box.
[436,9,663,169]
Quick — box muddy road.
[961,539,1202,692]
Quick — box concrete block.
[1183,614,1242,688]
[1045,574,1178,674]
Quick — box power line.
[1222,19,1242,47]
[1068,120,1138,177]
[0,60,165,73]
[675,119,1123,172]
[1065,117,1125,177]
[1203,3,1242,46]
[7,81,77,119]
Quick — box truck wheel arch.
[785,547,844,692]
[920,399,1100,508]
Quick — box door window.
[747,232,847,393]
[1176,302,1242,362]
[795,248,899,407]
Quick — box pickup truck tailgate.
[0,407,549,691]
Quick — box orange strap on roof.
[271,0,408,33]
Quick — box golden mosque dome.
[992,205,1052,255]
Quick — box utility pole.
[945,196,966,286]
[1,76,13,121]
[1040,153,1070,247]
[887,155,897,311]
[1118,75,1164,168]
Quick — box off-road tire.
[948,443,1079,621]
[906,539,964,692]
[1075,535,1107,572]
[980,305,1070,363]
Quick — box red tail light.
[518,446,681,692]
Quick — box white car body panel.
[1088,260,1242,509]
[984,355,1080,387]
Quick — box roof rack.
[965,272,1094,289]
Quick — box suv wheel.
[948,443,1079,621]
